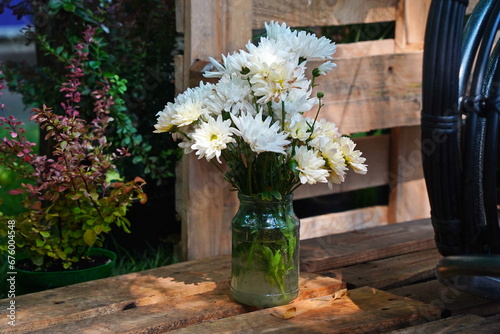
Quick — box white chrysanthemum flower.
[154,106,175,133]
[233,103,259,118]
[264,21,293,41]
[293,146,329,184]
[271,80,316,120]
[164,81,216,127]
[292,30,336,60]
[339,137,367,174]
[265,21,336,60]
[245,38,306,104]
[206,74,253,115]
[191,116,236,163]
[249,58,308,104]
[204,51,250,78]
[316,61,336,76]
[326,148,348,186]
[170,98,206,127]
[310,118,342,140]
[246,37,294,68]
[174,81,214,105]
[230,111,290,155]
[178,138,194,155]
[310,136,348,187]
[288,115,312,141]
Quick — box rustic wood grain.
[387,314,496,334]
[336,39,396,58]
[0,256,230,333]
[301,219,435,272]
[448,315,500,333]
[177,0,479,34]
[388,126,431,223]
[300,206,389,240]
[190,52,424,135]
[0,270,342,333]
[319,249,441,290]
[253,0,397,28]
[305,52,423,134]
[388,280,500,318]
[394,0,431,52]
[176,154,237,260]
[168,286,441,334]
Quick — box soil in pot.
[15,248,116,295]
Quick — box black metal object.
[422,0,500,300]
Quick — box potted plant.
[0,27,147,290]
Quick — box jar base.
[230,287,298,308]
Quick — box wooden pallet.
[174,0,440,261]
[173,0,481,261]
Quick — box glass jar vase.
[230,193,300,308]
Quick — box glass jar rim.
[237,193,294,203]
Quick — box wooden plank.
[387,314,489,334]
[175,0,184,34]
[320,249,441,291]
[305,52,423,134]
[336,39,396,58]
[2,271,342,333]
[253,0,397,28]
[174,54,185,95]
[182,0,220,89]
[176,154,236,260]
[168,286,441,334]
[389,178,430,223]
[0,256,230,333]
[190,52,423,134]
[394,0,431,53]
[449,315,500,333]
[178,0,252,261]
[177,0,479,35]
[389,280,500,318]
[388,126,431,223]
[301,206,388,240]
[294,134,390,200]
[222,0,253,53]
[300,219,435,272]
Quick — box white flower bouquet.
[154,21,367,199]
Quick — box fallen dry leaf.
[283,307,296,319]
[271,306,296,320]
[332,288,349,301]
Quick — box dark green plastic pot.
[16,248,116,293]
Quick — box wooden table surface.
[1,219,499,333]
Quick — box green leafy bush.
[0,28,147,270]
[1,0,179,185]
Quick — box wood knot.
[122,302,137,311]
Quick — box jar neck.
[237,193,294,205]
